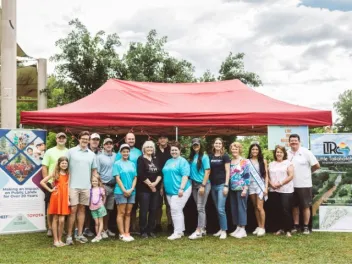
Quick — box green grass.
[0,231,351,263]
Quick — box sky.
[13,0,352,121]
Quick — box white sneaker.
[252,227,260,235]
[107,229,116,237]
[91,236,102,243]
[122,235,134,242]
[219,231,227,239]
[257,228,266,237]
[189,231,203,240]
[213,230,222,237]
[101,231,108,239]
[168,232,183,240]
[230,226,240,237]
[201,228,207,236]
[234,228,247,239]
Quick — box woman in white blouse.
[268,145,294,237]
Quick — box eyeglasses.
[91,138,100,141]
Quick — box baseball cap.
[103,138,113,145]
[56,132,67,138]
[91,133,100,139]
[119,143,130,152]
[192,138,201,146]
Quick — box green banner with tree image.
[311,134,352,231]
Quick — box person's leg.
[67,205,77,237]
[139,192,150,235]
[256,197,265,229]
[52,215,59,244]
[76,204,86,236]
[47,207,53,234]
[147,192,159,234]
[170,188,192,234]
[196,183,211,230]
[229,191,238,226]
[303,207,310,225]
[155,192,163,230]
[191,183,200,231]
[292,188,300,228]
[117,204,126,236]
[94,215,99,235]
[238,191,248,227]
[249,194,260,227]
[217,185,228,231]
[125,204,134,235]
[97,218,104,237]
[280,193,293,233]
[165,192,172,227]
[58,215,65,243]
[103,185,114,232]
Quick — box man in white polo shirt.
[287,134,320,235]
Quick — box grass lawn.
[0,231,351,263]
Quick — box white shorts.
[248,181,265,200]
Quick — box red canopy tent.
[20,79,332,136]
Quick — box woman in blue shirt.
[113,144,137,242]
[188,138,211,240]
[162,141,192,240]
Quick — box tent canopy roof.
[20,79,332,135]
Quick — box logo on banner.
[323,142,350,156]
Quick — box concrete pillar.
[1,0,17,128]
[37,58,47,110]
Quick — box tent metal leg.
[175,126,178,141]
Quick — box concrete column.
[1,0,17,128]
[37,58,47,110]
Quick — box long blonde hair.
[52,156,69,181]
[91,175,104,188]
[212,137,225,155]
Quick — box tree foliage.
[334,90,352,132]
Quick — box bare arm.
[115,176,127,193]
[264,160,269,190]
[224,163,230,185]
[42,165,49,179]
[40,175,55,192]
[281,164,294,186]
[180,176,189,190]
[311,163,320,173]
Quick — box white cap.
[119,143,130,152]
[91,133,100,139]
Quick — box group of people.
[40,131,320,247]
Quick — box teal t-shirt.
[162,157,191,196]
[113,159,137,195]
[115,147,142,167]
[190,153,210,183]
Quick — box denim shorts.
[115,194,136,204]
[91,206,107,219]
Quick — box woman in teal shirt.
[162,141,192,240]
[188,138,211,240]
[113,144,137,242]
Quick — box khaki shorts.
[70,188,90,206]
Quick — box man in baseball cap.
[89,133,101,155]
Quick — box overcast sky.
[14,0,352,120]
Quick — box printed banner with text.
[311,133,352,232]
[268,126,309,150]
[0,129,47,234]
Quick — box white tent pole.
[1,0,17,128]
[175,126,178,141]
[37,58,47,110]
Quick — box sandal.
[275,230,284,236]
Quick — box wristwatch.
[224,184,229,188]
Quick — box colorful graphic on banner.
[268,126,309,150]
[311,133,352,232]
[0,129,46,234]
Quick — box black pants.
[278,193,293,232]
[139,191,160,234]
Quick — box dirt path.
[312,186,337,216]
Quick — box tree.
[334,90,352,132]
[50,19,123,103]
[122,29,195,83]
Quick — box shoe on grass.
[92,236,102,242]
[213,230,222,237]
[229,227,240,237]
[219,231,227,239]
[66,236,74,245]
[257,228,266,237]
[47,229,53,237]
[83,228,94,237]
[189,231,203,240]
[106,229,116,237]
[252,227,260,235]
[75,234,88,243]
[101,231,108,239]
[303,227,310,235]
[168,232,183,240]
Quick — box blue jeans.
[138,191,160,234]
[230,190,248,226]
[211,184,228,230]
